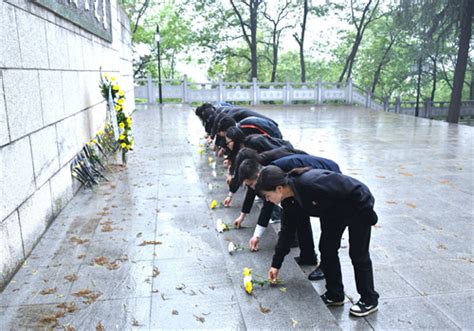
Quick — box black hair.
[255,165,289,193]
[226,126,246,143]
[233,148,259,183]
[239,159,261,183]
[195,103,214,119]
[217,116,236,133]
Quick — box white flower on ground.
[216,219,229,233]
[228,242,236,254]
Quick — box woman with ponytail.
[255,166,379,317]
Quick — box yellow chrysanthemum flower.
[114,105,121,111]
[127,144,132,149]
[244,280,253,294]
[243,268,251,277]
[118,90,124,96]
[126,117,132,124]
[121,142,126,148]
[112,85,119,91]
[119,134,125,140]
[210,200,218,209]
[111,76,116,81]
[198,148,203,156]
[117,98,124,105]
[119,123,125,128]
[92,139,97,144]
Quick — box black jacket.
[237,116,282,139]
[210,107,277,138]
[242,155,342,227]
[288,169,376,222]
[228,135,293,176]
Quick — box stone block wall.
[0,0,135,289]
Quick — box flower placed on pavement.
[208,156,214,163]
[243,268,253,294]
[227,241,244,255]
[210,199,218,209]
[198,148,204,156]
[241,267,283,295]
[215,219,229,232]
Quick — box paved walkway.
[0,104,472,330]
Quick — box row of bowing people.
[194,103,379,317]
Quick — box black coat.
[288,169,377,224]
[242,155,342,227]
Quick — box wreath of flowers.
[99,73,134,154]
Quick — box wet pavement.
[0,104,472,330]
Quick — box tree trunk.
[447,0,472,123]
[230,0,261,82]
[431,58,437,102]
[250,0,259,80]
[271,32,278,82]
[300,0,308,82]
[415,57,422,117]
[470,64,474,100]
[371,35,395,93]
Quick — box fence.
[134,74,474,120]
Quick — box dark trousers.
[283,201,317,260]
[319,216,379,305]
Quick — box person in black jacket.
[255,166,379,317]
[237,154,341,281]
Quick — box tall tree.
[447,0,473,123]
[262,0,292,82]
[293,0,309,82]
[338,0,380,83]
[230,0,263,81]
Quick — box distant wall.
[0,0,134,289]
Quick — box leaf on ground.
[72,289,102,304]
[193,314,205,323]
[152,267,160,278]
[62,324,76,331]
[132,318,141,326]
[77,254,86,259]
[93,256,120,270]
[176,283,186,290]
[376,175,386,179]
[437,244,448,250]
[39,311,65,326]
[259,304,271,314]
[208,285,216,290]
[64,274,78,282]
[439,179,450,184]
[40,287,57,295]
[405,202,417,208]
[400,172,413,177]
[139,240,162,246]
[96,321,105,331]
[100,223,114,232]
[279,287,287,293]
[136,232,143,238]
[70,237,89,245]
[57,302,77,313]
[386,200,398,205]
[172,309,179,315]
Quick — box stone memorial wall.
[0,0,134,288]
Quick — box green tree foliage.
[120,0,471,120]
